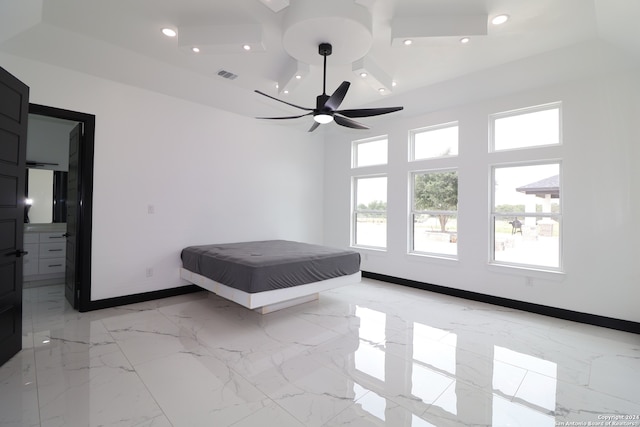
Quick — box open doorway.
[27,104,95,312]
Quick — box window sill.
[406,252,459,266]
[487,263,566,282]
[351,245,387,253]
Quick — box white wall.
[1,53,324,301]
[323,44,640,323]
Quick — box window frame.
[352,174,388,250]
[352,135,388,169]
[489,102,562,153]
[409,121,459,162]
[409,168,459,258]
[489,160,563,271]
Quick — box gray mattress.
[181,240,361,293]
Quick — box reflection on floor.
[1,279,639,426]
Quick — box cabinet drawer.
[38,258,65,274]
[24,257,39,276]
[40,232,66,242]
[39,242,66,258]
[24,233,39,244]
[24,243,38,260]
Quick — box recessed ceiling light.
[161,28,177,37]
[360,72,368,78]
[192,47,200,53]
[392,81,397,87]
[460,37,470,44]
[275,83,279,89]
[491,14,509,25]
[378,88,386,93]
[243,44,251,51]
[283,90,289,94]
[403,39,413,46]
[295,74,302,80]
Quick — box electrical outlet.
[146,267,153,278]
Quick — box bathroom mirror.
[25,113,76,224]
[25,168,67,223]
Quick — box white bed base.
[180,268,361,314]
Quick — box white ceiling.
[1,0,639,130]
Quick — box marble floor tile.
[251,354,369,427]
[102,308,210,366]
[35,340,164,427]
[0,349,40,427]
[135,351,270,427]
[0,280,638,427]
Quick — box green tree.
[495,204,525,213]
[357,200,387,218]
[414,172,458,232]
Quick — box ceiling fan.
[255,43,403,132]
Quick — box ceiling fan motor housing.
[316,94,331,112]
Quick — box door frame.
[29,104,95,312]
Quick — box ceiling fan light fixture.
[314,113,334,124]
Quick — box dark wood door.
[0,66,29,367]
[65,123,81,308]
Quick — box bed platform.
[180,240,361,314]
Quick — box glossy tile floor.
[2,280,639,427]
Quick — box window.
[353,136,388,167]
[410,122,458,160]
[353,176,387,248]
[490,103,561,151]
[410,170,458,256]
[491,163,561,269]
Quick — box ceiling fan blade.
[254,90,313,111]
[324,81,351,111]
[336,106,404,118]
[308,122,321,132]
[334,114,370,130]
[256,112,313,120]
